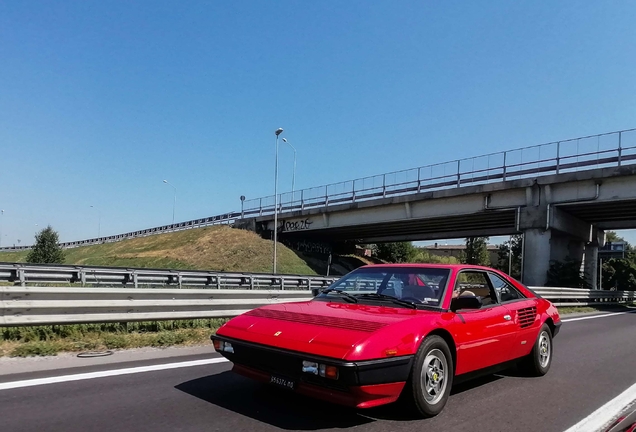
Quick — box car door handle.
[503,315,511,321]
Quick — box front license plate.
[269,374,296,390]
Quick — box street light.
[163,180,177,224]
[90,205,101,238]
[240,195,246,219]
[282,138,297,197]
[273,127,284,274]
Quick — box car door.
[487,271,541,360]
[452,270,518,374]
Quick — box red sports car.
[211,264,561,417]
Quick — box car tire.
[401,335,454,418]
[519,323,553,376]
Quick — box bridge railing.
[255,127,636,215]
[2,128,636,252]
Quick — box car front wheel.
[519,323,553,376]
[402,335,454,418]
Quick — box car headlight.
[302,360,338,380]
[213,339,234,353]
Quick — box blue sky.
[1,1,635,247]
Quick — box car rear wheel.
[519,323,552,376]
[401,335,454,418]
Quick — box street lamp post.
[273,127,284,274]
[163,180,177,225]
[0,210,4,248]
[240,195,246,219]
[508,235,512,275]
[90,205,101,238]
[282,138,297,197]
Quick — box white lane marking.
[563,382,636,432]
[0,357,229,391]
[562,310,636,323]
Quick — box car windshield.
[317,266,451,308]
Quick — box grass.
[0,319,228,358]
[0,225,316,275]
[557,302,636,315]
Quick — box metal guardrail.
[0,282,633,326]
[532,287,636,307]
[0,286,315,325]
[2,128,635,251]
[0,263,337,290]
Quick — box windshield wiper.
[354,293,417,309]
[322,289,358,303]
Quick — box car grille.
[245,309,388,332]
[517,307,537,328]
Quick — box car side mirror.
[451,296,482,312]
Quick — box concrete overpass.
[250,163,636,288]
[232,128,636,288]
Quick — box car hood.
[216,299,443,360]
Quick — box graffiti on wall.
[278,218,313,233]
[282,239,332,255]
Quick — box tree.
[26,225,65,264]
[411,248,460,264]
[373,242,417,263]
[495,235,522,278]
[601,258,636,290]
[546,257,590,288]
[463,237,490,266]
[598,231,636,290]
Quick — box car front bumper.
[211,334,414,409]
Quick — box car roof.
[357,263,499,272]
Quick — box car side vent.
[245,309,388,332]
[517,307,537,329]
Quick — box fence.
[2,127,636,252]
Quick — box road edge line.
[562,382,636,432]
[0,357,229,391]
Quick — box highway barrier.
[0,286,314,326]
[0,283,634,327]
[531,286,636,307]
[0,262,337,290]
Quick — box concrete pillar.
[519,204,591,287]
[521,230,586,286]
[584,243,598,289]
[584,227,605,290]
[521,229,552,286]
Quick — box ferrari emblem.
[274,331,282,336]
[433,372,439,381]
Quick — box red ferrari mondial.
[211,264,561,417]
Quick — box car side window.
[488,273,526,302]
[454,271,498,306]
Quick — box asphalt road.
[1,311,636,432]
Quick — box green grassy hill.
[0,226,317,275]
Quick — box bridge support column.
[519,206,592,286]
[584,227,605,289]
[521,229,552,286]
